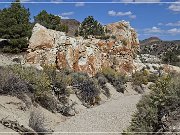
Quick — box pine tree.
[34,10,68,32]
[0,0,31,53]
[77,16,105,38]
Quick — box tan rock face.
[26,21,139,76]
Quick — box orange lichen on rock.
[56,52,68,69]
[26,21,139,76]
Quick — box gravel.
[53,94,141,134]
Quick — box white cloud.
[108,10,136,19]
[166,21,180,26]
[142,26,180,36]
[116,11,132,16]
[144,26,163,34]
[75,2,85,7]
[168,3,180,12]
[58,16,69,19]
[61,12,74,16]
[167,28,180,35]
[58,12,74,19]
[108,10,117,16]
[129,14,136,19]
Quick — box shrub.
[58,101,76,116]
[101,67,117,82]
[29,109,48,134]
[76,78,100,106]
[113,75,126,93]
[0,67,11,91]
[162,50,180,66]
[132,70,149,86]
[96,73,108,86]
[148,73,158,83]
[9,65,51,97]
[126,74,180,134]
[95,73,110,98]
[35,94,58,113]
[70,72,89,85]
[101,67,126,93]
[2,75,30,95]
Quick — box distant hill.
[140,37,180,66]
[140,37,180,56]
[61,19,80,36]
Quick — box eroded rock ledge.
[26,21,139,76]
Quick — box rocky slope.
[25,21,139,76]
[140,37,180,57]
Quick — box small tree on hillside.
[0,0,32,53]
[34,10,68,33]
[77,16,105,38]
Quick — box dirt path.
[53,94,141,135]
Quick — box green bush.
[132,70,149,86]
[35,93,59,113]
[126,74,180,134]
[95,73,110,98]
[162,50,180,66]
[67,71,101,106]
[76,78,100,106]
[101,67,126,93]
[70,72,89,85]
[0,67,35,108]
[9,65,51,97]
[148,73,158,83]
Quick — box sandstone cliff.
[26,21,139,76]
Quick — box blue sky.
[0,0,180,40]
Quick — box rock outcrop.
[26,21,139,76]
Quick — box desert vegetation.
[0,65,128,115]
[126,73,180,134]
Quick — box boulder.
[26,21,139,76]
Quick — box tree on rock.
[34,10,68,33]
[77,16,105,38]
[0,0,32,53]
